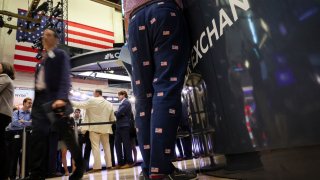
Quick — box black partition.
[183,0,320,154]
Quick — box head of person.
[94,89,103,97]
[42,28,59,51]
[0,62,15,80]
[74,109,81,119]
[23,97,32,110]
[13,106,18,112]
[118,90,128,101]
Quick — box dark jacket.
[115,99,132,128]
[44,48,71,102]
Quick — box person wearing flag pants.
[124,0,198,179]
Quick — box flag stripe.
[14,55,39,63]
[68,21,114,36]
[15,45,38,53]
[65,42,105,51]
[68,26,114,40]
[68,34,113,48]
[14,65,36,72]
[67,29,115,44]
[14,60,37,67]
[15,50,37,57]
[66,37,112,49]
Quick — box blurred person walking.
[27,28,83,180]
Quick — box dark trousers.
[128,0,190,176]
[109,134,116,167]
[0,114,11,179]
[6,130,31,179]
[79,131,91,170]
[115,126,133,166]
[47,131,59,175]
[30,97,83,178]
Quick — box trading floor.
[49,159,231,180]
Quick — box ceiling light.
[78,71,131,81]
[0,16,4,28]
[7,29,13,35]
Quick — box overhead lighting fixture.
[7,16,12,21]
[7,28,13,35]
[0,16,4,28]
[78,71,131,82]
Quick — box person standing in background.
[129,111,138,165]
[72,89,115,173]
[71,108,92,171]
[115,90,134,169]
[0,62,15,180]
[124,0,197,179]
[6,97,33,179]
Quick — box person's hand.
[18,119,25,124]
[52,100,66,109]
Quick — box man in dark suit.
[115,90,134,168]
[71,108,92,171]
[27,28,83,180]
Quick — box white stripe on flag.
[65,42,105,51]
[68,34,113,47]
[15,50,37,57]
[16,42,34,47]
[14,60,37,67]
[68,26,114,40]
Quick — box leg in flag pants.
[128,0,190,177]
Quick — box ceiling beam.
[3,23,37,32]
[0,10,42,23]
[90,0,122,11]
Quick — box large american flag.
[14,9,115,72]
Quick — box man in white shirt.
[72,89,115,173]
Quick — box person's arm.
[116,101,130,119]
[0,75,10,93]
[72,99,93,109]
[11,110,21,127]
[56,50,71,101]
[52,50,71,109]
[110,107,116,122]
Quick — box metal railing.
[17,121,205,178]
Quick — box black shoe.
[69,170,84,180]
[139,171,150,180]
[162,168,198,180]
[46,172,63,178]
[21,176,45,180]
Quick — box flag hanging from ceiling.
[14,9,115,73]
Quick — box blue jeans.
[128,0,190,176]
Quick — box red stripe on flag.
[14,55,39,63]
[15,45,38,53]
[67,30,115,44]
[67,21,114,36]
[66,38,112,49]
[14,65,35,72]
